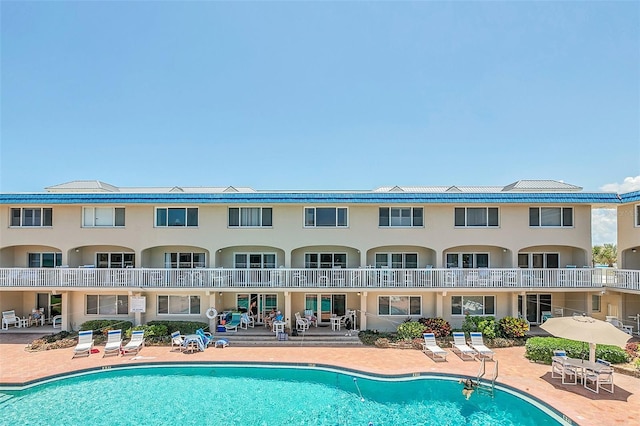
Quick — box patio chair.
[551,355,578,385]
[224,313,242,332]
[584,359,614,394]
[606,317,633,335]
[469,332,495,361]
[196,328,214,347]
[295,312,310,333]
[451,332,477,361]
[121,330,145,356]
[73,330,94,358]
[422,332,447,362]
[240,313,255,329]
[103,329,122,357]
[541,311,553,322]
[29,308,45,327]
[303,309,318,327]
[171,331,186,352]
[1,310,20,330]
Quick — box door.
[525,294,552,324]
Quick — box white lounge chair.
[171,331,186,352]
[469,332,495,360]
[422,332,447,362]
[451,332,477,361]
[103,329,122,357]
[73,330,94,358]
[121,330,145,356]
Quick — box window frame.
[378,207,423,227]
[517,253,559,269]
[635,205,640,227]
[155,207,199,227]
[234,253,277,269]
[86,294,129,315]
[10,207,53,227]
[454,207,499,227]
[451,295,496,316]
[529,207,573,227]
[97,252,135,268]
[304,207,348,228]
[164,252,206,269]
[446,253,489,268]
[157,295,201,315]
[304,253,347,268]
[82,207,125,227]
[377,295,421,316]
[28,252,62,268]
[375,253,418,269]
[228,207,273,228]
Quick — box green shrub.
[525,336,629,364]
[127,324,168,339]
[418,317,452,338]
[462,315,496,334]
[80,319,133,335]
[146,320,210,335]
[477,317,499,339]
[396,321,426,340]
[499,316,529,338]
[358,330,396,345]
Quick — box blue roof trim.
[620,191,640,202]
[0,192,621,205]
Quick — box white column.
[284,291,292,330]
[60,291,70,331]
[359,292,367,330]
[436,292,445,317]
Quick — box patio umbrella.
[539,315,631,362]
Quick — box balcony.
[1,267,637,291]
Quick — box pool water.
[0,365,566,426]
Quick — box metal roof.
[620,191,640,202]
[0,192,621,205]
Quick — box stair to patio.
[212,326,363,347]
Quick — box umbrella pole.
[589,342,596,363]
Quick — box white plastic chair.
[73,330,94,358]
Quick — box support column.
[207,291,218,330]
[511,292,519,317]
[60,291,70,331]
[284,291,292,330]
[436,291,445,318]
[359,292,367,331]
[133,291,142,326]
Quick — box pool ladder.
[475,358,498,397]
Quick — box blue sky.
[1,1,639,244]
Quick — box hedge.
[525,336,629,364]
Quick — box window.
[635,205,640,227]
[164,253,206,269]
[451,295,495,316]
[155,207,198,227]
[86,295,128,315]
[454,207,498,227]
[518,253,559,268]
[83,207,125,227]
[378,296,421,316]
[28,252,62,268]
[10,207,52,227]
[97,253,135,268]
[234,253,276,269]
[592,294,601,313]
[529,207,573,227]
[446,253,489,268]
[304,207,347,227]
[379,207,423,227]
[158,295,201,315]
[375,253,418,268]
[228,207,272,227]
[305,253,346,268]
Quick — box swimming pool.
[0,364,570,425]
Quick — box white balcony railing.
[1,267,638,291]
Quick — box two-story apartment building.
[1,179,638,333]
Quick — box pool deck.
[0,333,638,426]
